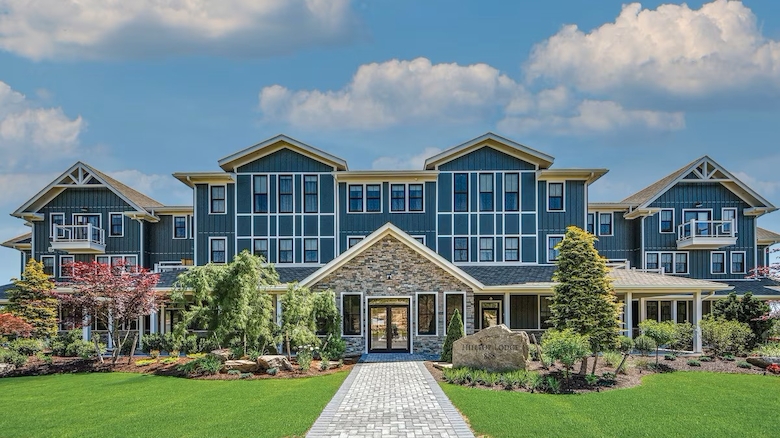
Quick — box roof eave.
[424,132,555,170]
[217,135,348,172]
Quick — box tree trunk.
[530,334,546,370]
[94,336,104,364]
[243,332,247,357]
[127,333,138,365]
[579,356,589,375]
[616,353,629,374]
[591,353,598,375]
[285,332,291,360]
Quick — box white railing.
[53,224,105,246]
[154,261,192,273]
[677,219,735,241]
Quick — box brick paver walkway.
[307,361,474,438]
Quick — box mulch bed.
[4,355,354,380]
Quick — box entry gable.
[424,132,554,171]
[218,134,348,172]
[300,223,483,291]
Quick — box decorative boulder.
[452,324,529,372]
[257,355,293,371]
[209,349,232,362]
[747,356,780,369]
[222,360,258,373]
[0,363,14,376]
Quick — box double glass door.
[369,301,409,352]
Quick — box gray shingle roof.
[461,266,557,286]
[152,266,320,289]
[757,227,780,245]
[621,156,702,206]
[0,283,14,301]
[89,165,165,210]
[713,278,780,297]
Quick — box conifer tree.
[7,259,58,339]
[440,308,464,363]
[549,226,620,372]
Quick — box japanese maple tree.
[59,261,159,364]
[0,313,34,338]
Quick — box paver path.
[307,361,474,438]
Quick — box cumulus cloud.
[107,170,193,206]
[371,147,441,170]
[0,0,359,60]
[526,0,780,100]
[732,171,780,198]
[0,81,84,171]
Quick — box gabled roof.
[424,132,555,170]
[299,222,484,290]
[12,162,163,219]
[714,278,780,297]
[621,156,777,214]
[217,134,348,172]
[1,232,32,250]
[757,227,780,246]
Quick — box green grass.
[0,371,348,438]
[442,372,780,438]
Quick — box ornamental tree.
[440,308,464,363]
[6,259,58,339]
[0,313,34,338]
[173,250,279,356]
[281,283,320,358]
[638,320,678,365]
[713,292,771,347]
[549,226,621,373]
[59,261,159,364]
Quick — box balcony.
[51,224,106,254]
[676,219,737,250]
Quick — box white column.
[504,292,510,328]
[694,291,703,353]
[107,313,114,350]
[639,298,646,323]
[159,304,166,334]
[625,292,633,339]
[671,300,678,323]
[150,311,158,334]
[276,295,283,326]
[82,313,90,341]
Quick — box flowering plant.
[766,363,780,374]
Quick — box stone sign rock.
[257,355,293,371]
[0,363,14,376]
[452,324,529,372]
[222,360,259,373]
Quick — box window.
[253,175,268,213]
[59,255,74,278]
[587,213,595,234]
[548,182,564,211]
[722,208,737,234]
[548,236,563,262]
[505,237,519,261]
[303,175,318,213]
[50,213,65,238]
[304,238,318,263]
[454,173,468,212]
[108,213,123,237]
[479,237,494,262]
[278,176,293,213]
[454,237,469,262]
[409,184,423,212]
[391,184,405,211]
[279,239,293,263]
[366,184,381,212]
[660,209,674,233]
[599,213,613,236]
[646,253,659,270]
[173,216,187,239]
[342,294,362,336]
[677,301,689,324]
[210,186,226,214]
[646,301,659,322]
[417,293,436,335]
[347,237,363,248]
[210,238,226,263]
[675,253,688,274]
[731,252,745,274]
[412,236,426,245]
[711,252,726,274]
[253,239,268,261]
[660,301,672,321]
[445,293,465,329]
[660,253,673,273]
[348,185,363,212]
[540,296,553,329]
[504,173,519,211]
[479,174,493,211]
[41,256,54,276]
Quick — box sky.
[1,0,780,282]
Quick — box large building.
[3,133,780,354]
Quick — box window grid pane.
[660,209,673,233]
[479,174,493,211]
[349,185,363,212]
[211,239,226,263]
[587,213,595,234]
[366,184,381,212]
[504,173,519,212]
[661,253,673,273]
[548,237,563,261]
[253,176,268,213]
[278,176,293,213]
[479,237,494,262]
[454,173,468,212]
[253,239,268,261]
[279,239,293,263]
[304,175,318,213]
[454,237,469,262]
[675,253,688,273]
[174,216,187,238]
[210,186,226,213]
[599,213,612,235]
[417,294,436,335]
[646,253,659,269]
[731,253,745,273]
[505,237,519,261]
[548,183,564,211]
[391,184,405,211]
[304,238,318,263]
[409,184,423,211]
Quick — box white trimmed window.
[504,173,519,212]
[278,239,293,263]
[366,184,381,212]
[454,237,469,262]
[479,174,493,211]
[722,208,737,234]
[278,176,293,213]
[453,173,468,212]
[210,238,227,264]
[479,237,494,262]
[109,213,124,237]
[342,294,362,336]
[303,175,318,213]
[391,184,405,212]
[587,213,595,235]
[504,237,519,261]
[173,216,188,239]
[409,184,424,212]
[645,252,688,274]
[646,253,659,270]
[711,252,726,274]
[253,239,268,261]
[660,209,674,233]
[348,184,363,212]
[547,182,564,211]
[547,236,564,262]
[59,255,75,278]
[347,236,364,248]
[40,255,55,276]
[731,252,746,274]
[599,213,613,236]
[210,185,226,214]
[253,175,268,213]
[304,238,318,263]
[50,213,65,238]
[417,293,437,336]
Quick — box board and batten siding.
[195,183,235,264]
[437,146,537,171]
[537,181,586,264]
[592,211,639,263]
[145,215,194,268]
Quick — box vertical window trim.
[479,173,494,212]
[59,255,74,278]
[586,213,595,235]
[504,237,519,262]
[304,238,319,264]
[443,292,466,334]
[341,292,363,337]
[479,237,494,262]
[721,207,737,234]
[710,251,726,275]
[408,183,424,212]
[390,183,407,212]
[348,184,364,213]
[547,181,565,212]
[40,255,55,277]
[209,185,227,214]
[209,237,227,264]
[173,215,188,239]
[278,238,293,264]
[50,213,65,239]
[453,237,469,262]
[278,175,294,214]
[730,251,746,274]
[599,212,613,236]
[504,173,519,212]
[547,235,564,263]
[303,175,318,214]
[253,175,269,214]
[453,173,469,212]
[416,292,438,336]
[253,238,269,261]
[659,209,675,234]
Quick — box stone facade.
[311,235,475,356]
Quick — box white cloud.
[0,0,359,60]
[0,172,60,209]
[0,81,84,171]
[732,171,780,198]
[371,147,441,170]
[526,0,780,99]
[107,170,192,206]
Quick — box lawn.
[442,372,780,438]
[0,371,348,438]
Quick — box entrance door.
[683,210,712,236]
[369,304,409,352]
[480,300,502,329]
[73,214,101,241]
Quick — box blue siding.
[439,146,537,171]
[236,148,334,173]
[593,211,638,262]
[195,183,235,264]
[537,181,586,264]
[146,215,194,268]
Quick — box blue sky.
[1,0,780,281]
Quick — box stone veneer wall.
[311,235,475,356]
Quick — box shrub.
[227,369,241,376]
[0,313,34,338]
[634,335,657,356]
[9,338,43,356]
[754,342,780,357]
[179,335,198,355]
[601,351,622,367]
[721,353,736,361]
[149,350,160,359]
[337,359,344,369]
[737,361,752,369]
[197,336,221,354]
[601,371,616,382]
[161,357,179,365]
[320,335,346,360]
[616,336,634,354]
[162,333,183,353]
[528,372,545,393]
[36,352,53,365]
[141,333,164,353]
[177,355,221,375]
[50,330,102,358]
[319,357,330,371]
[671,323,694,351]
[634,357,650,371]
[297,348,313,371]
[0,348,27,367]
[135,359,155,367]
[701,317,753,356]
[546,376,561,394]
[664,353,677,361]
[713,292,771,348]
[541,329,591,379]
[687,359,701,367]
[639,320,678,364]
[266,367,278,376]
[440,309,464,363]
[585,373,599,386]
[699,355,713,362]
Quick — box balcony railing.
[676,219,737,249]
[51,224,106,253]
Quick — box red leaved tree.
[59,261,159,364]
[0,313,34,338]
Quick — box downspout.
[640,215,646,269]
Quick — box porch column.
[276,295,283,326]
[82,313,90,341]
[693,291,703,353]
[149,311,158,334]
[625,292,633,339]
[503,292,510,328]
[107,313,114,350]
[159,304,166,334]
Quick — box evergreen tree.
[549,226,620,372]
[440,308,464,363]
[713,292,771,348]
[7,259,58,339]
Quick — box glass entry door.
[369,303,409,352]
